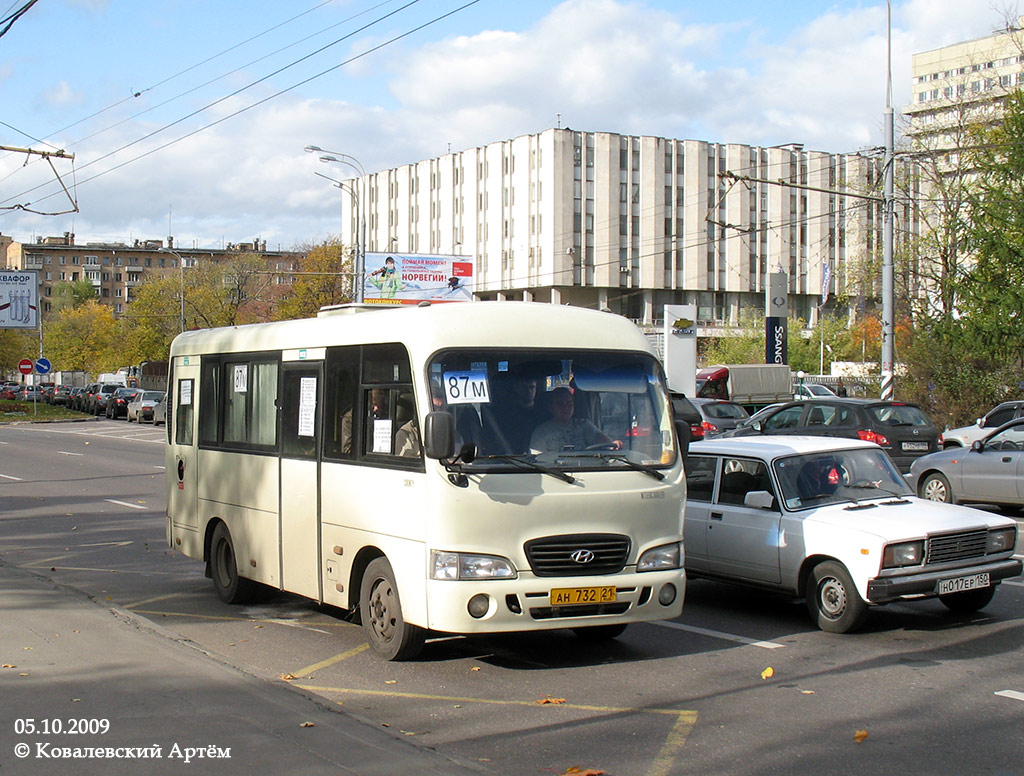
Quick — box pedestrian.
[836,378,848,397]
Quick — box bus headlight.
[637,542,682,572]
[431,550,517,580]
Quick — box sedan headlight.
[882,540,924,569]
[637,542,683,572]
[987,527,1017,554]
[430,550,517,580]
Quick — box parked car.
[684,436,1022,632]
[67,386,86,410]
[90,383,122,415]
[152,393,167,426]
[909,417,1024,507]
[691,398,749,437]
[38,382,56,402]
[50,385,72,405]
[793,382,837,400]
[670,392,704,443]
[940,400,1024,449]
[724,398,940,473]
[126,390,165,423]
[106,387,141,419]
[0,382,20,400]
[18,385,42,401]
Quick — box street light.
[305,145,367,302]
[158,247,187,333]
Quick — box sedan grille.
[927,530,988,565]
[524,534,631,577]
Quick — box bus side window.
[176,378,194,446]
[323,346,360,459]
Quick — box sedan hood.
[802,496,1012,541]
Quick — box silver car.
[909,417,1024,507]
[127,390,165,423]
[940,401,1024,449]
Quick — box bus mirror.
[424,411,456,459]
[674,419,691,461]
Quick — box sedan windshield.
[428,348,676,472]
[774,448,912,510]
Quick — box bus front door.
[168,359,200,542]
[279,363,323,602]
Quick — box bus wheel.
[359,558,425,661]
[571,623,628,641]
[210,522,256,605]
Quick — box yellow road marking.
[292,644,369,677]
[295,683,698,774]
[648,711,700,776]
[125,592,193,608]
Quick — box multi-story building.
[5,233,300,316]
[906,20,1024,147]
[340,128,914,328]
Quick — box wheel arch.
[202,517,226,578]
[348,545,386,613]
[797,554,842,599]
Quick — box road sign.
[35,357,51,374]
[18,358,33,375]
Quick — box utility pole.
[0,145,78,215]
[880,0,896,400]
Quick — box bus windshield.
[429,348,676,470]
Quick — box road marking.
[652,620,786,649]
[648,711,700,776]
[0,473,22,480]
[296,682,698,775]
[293,644,369,678]
[995,690,1024,702]
[58,451,84,456]
[105,499,147,510]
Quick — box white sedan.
[684,436,1021,633]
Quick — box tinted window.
[984,407,1016,428]
[867,404,933,428]
[763,405,803,430]
[703,403,747,420]
[684,456,717,501]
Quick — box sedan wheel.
[920,472,953,503]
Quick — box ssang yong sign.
[361,253,474,305]
[0,271,39,329]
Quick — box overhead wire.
[1,0,485,214]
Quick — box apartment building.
[338,128,913,327]
[5,233,300,316]
[906,20,1024,146]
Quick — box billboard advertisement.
[0,270,39,329]
[362,252,474,305]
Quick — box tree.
[43,300,123,373]
[275,239,350,321]
[49,279,97,312]
[0,328,36,374]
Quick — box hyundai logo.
[570,549,596,564]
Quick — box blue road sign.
[35,357,51,374]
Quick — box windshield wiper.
[604,454,665,480]
[846,483,910,500]
[481,454,576,484]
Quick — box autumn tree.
[43,300,123,373]
[275,239,350,321]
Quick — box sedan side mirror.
[744,490,777,510]
[970,439,984,453]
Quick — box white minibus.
[165,301,687,659]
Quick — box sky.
[0,0,1014,252]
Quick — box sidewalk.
[0,561,486,776]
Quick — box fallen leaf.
[2,664,15,669]
[536,697,568,705]
[470,666,482,672]
[854,729,869,743]
[801,690,815,695]
[299,722,315,728]
[385,680,397,684]
[761,667,774,680]
[564,769,605,775]
[18,673,29,677]
[281,673,297,681]
[254,625,264,629]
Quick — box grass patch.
[0,400,93,421]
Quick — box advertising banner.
[0,270,39,329]
[362,253,474,305]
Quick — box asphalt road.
[1,419,1023,776]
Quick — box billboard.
[362,252,474,305]
[0,270,39,329]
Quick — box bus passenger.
[529,387,620,453]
